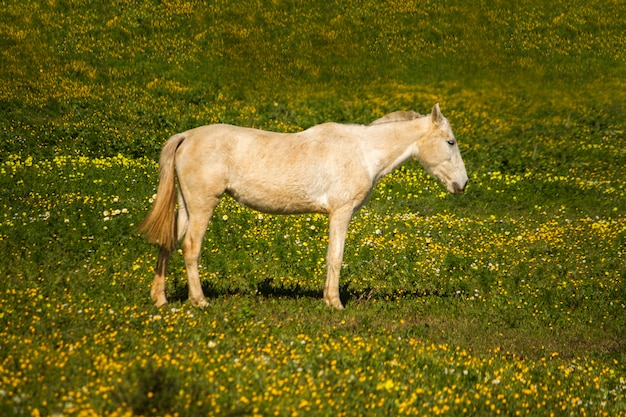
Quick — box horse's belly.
[226,182,329,215]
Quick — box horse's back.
[178,123,365,165]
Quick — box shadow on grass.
[164,275,458,308]
[165,277,325,304]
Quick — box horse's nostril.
[453,180,468,194]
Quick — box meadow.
[1,0,625,415]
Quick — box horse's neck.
[363,119,425,181]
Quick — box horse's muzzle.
[452,179,468,195]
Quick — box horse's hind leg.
[182,196,219,307]
[151,196,188,308]
[151,245,171,307]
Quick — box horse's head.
[418,104,468,195]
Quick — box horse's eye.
[447,140,456,146]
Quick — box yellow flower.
[377,379,395,391]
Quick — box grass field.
[1,0,625,415]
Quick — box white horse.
[138,104,468,309]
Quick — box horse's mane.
[369,111,422,126]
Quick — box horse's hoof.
[190,298,209,308]
[324,297,344,310]
[152,296,168,308]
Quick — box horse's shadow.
[165,277,353,307]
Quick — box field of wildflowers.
[1,0,625,415]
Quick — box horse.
[137,104,468,310]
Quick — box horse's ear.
[431,103,443,126]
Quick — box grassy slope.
[1,0,625,415]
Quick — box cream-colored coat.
[138,104,468,309]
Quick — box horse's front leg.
[324,208,353,310]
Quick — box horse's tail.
[136,133,186,252]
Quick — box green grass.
[1,0,625,415]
